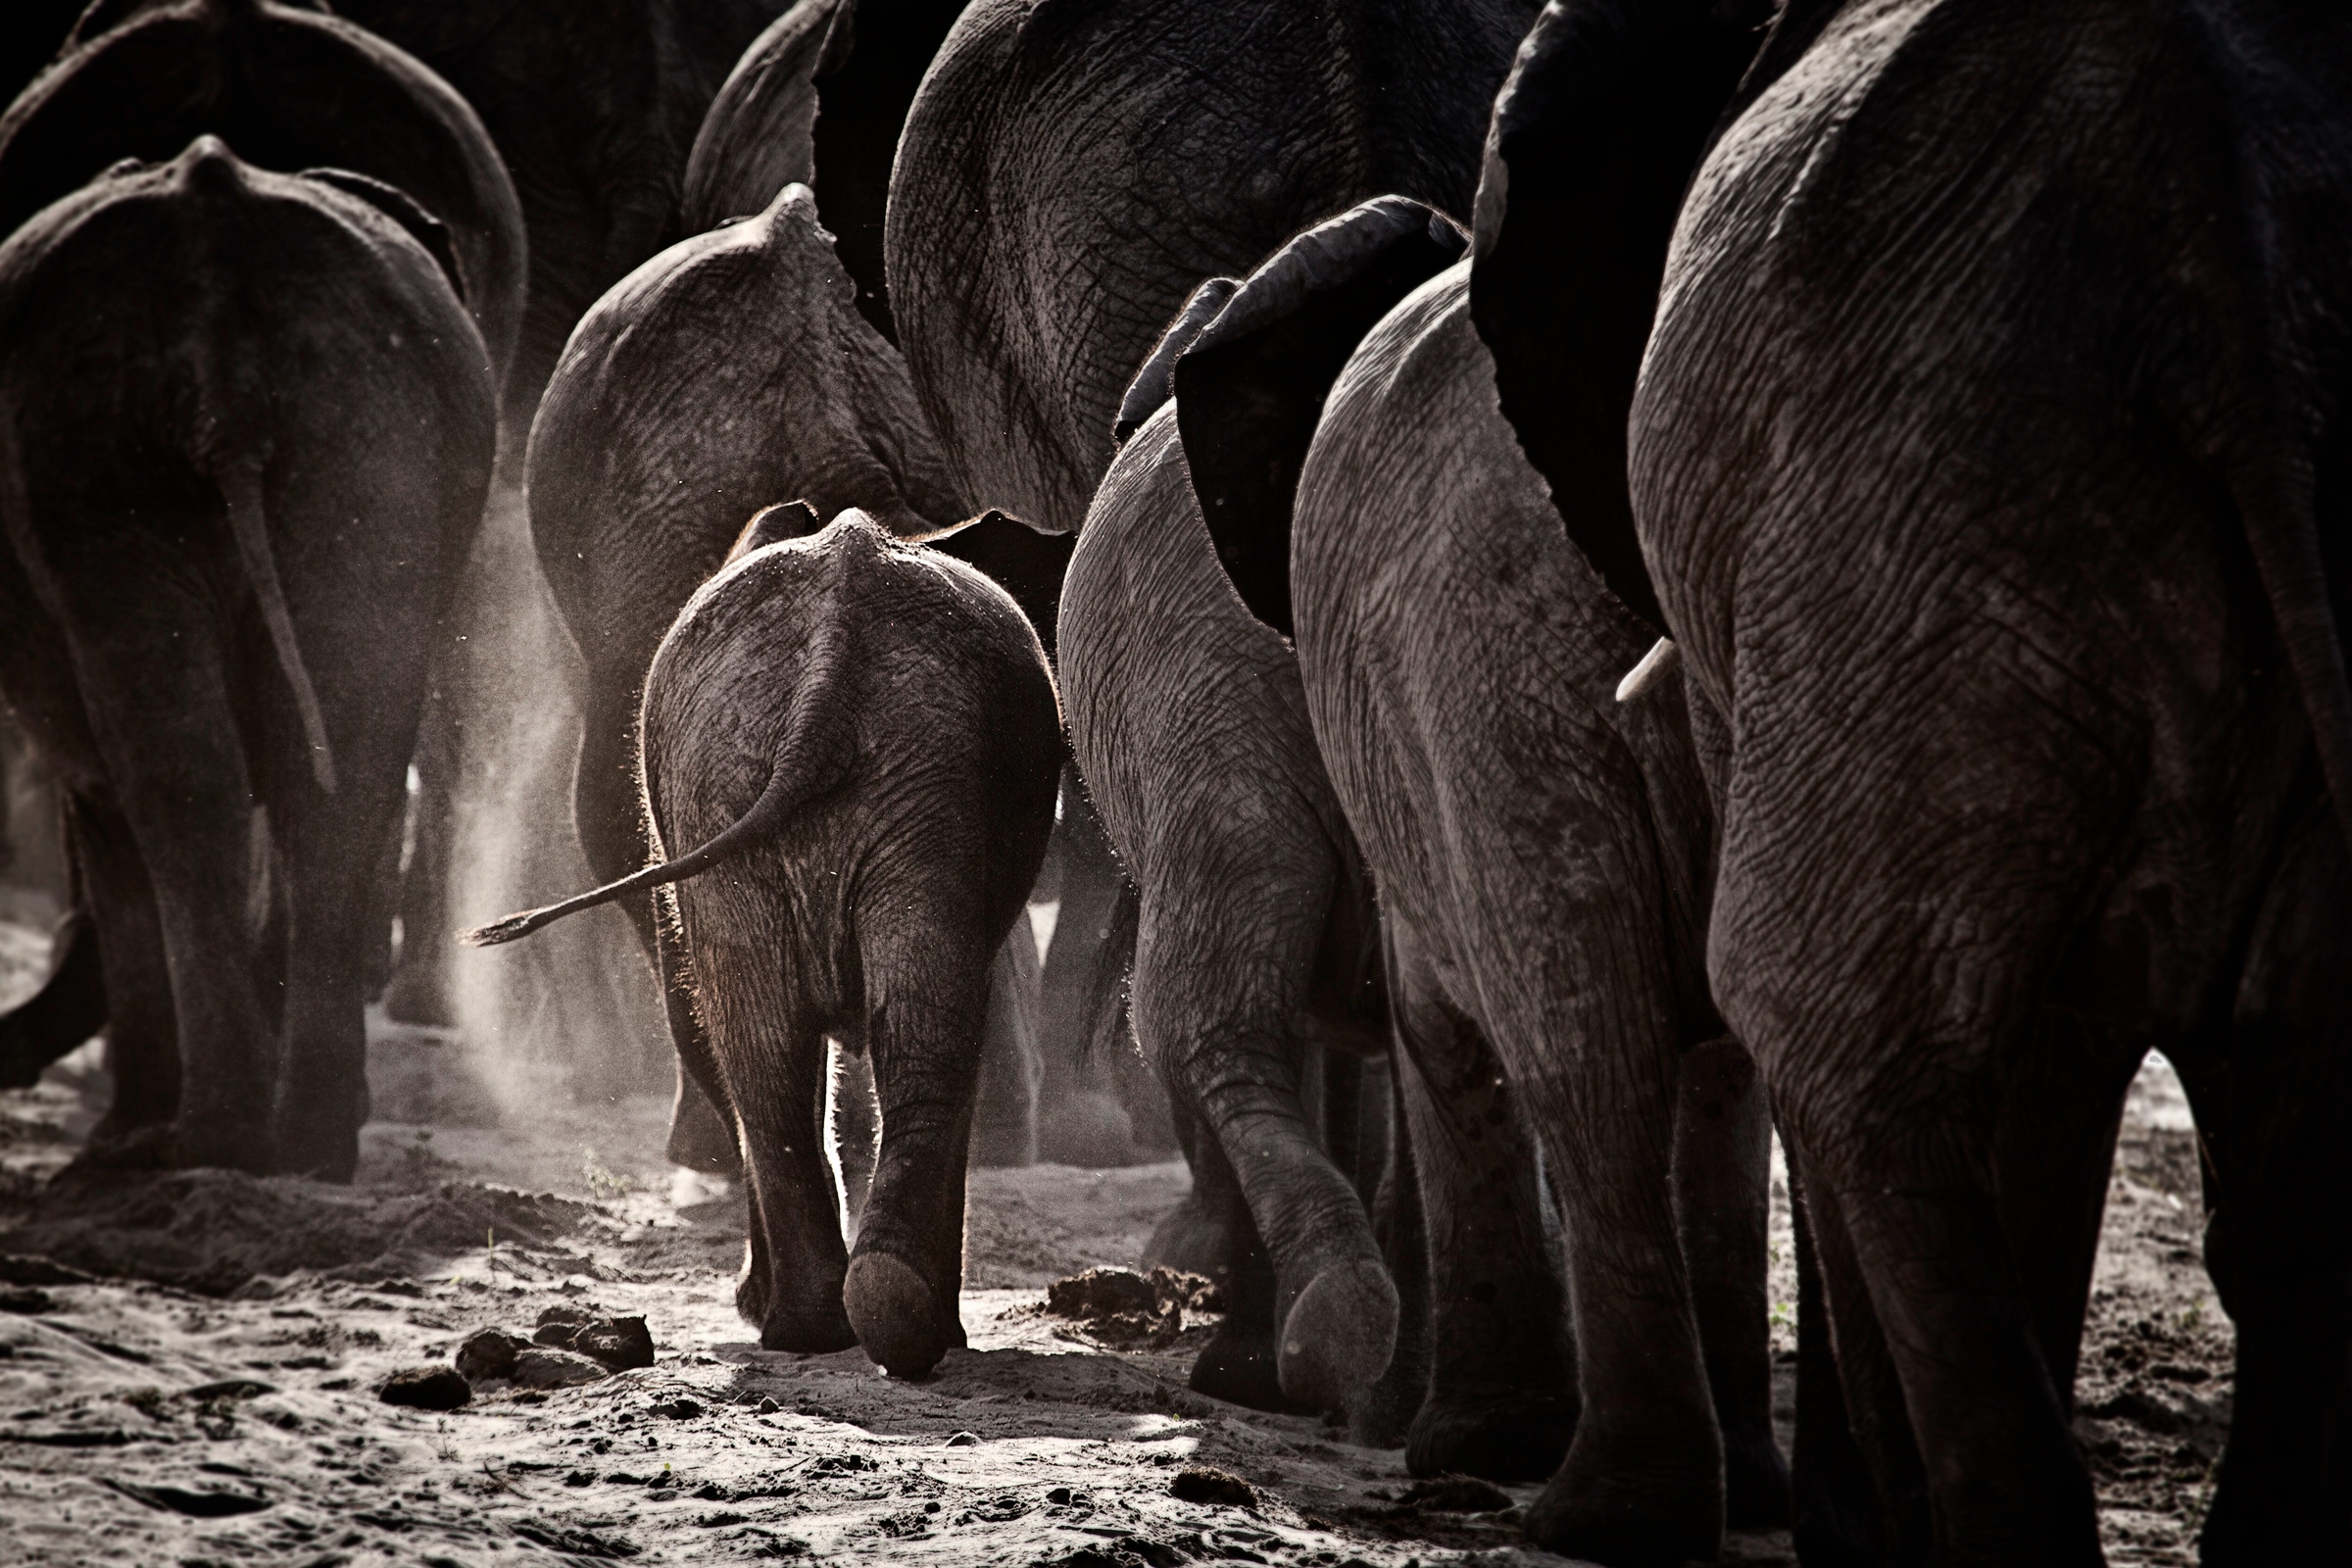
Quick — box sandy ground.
[0,922,2228,1567]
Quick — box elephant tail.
[216,460,338,794]
[458,619,854,948]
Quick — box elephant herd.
[0,1,2346,1566]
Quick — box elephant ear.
[806,0,971,341]
[918,508,1076,650]
[728,500,826,563]
[1113,275,1240,448]
[1172,196,1468,638]
[298,166,467,306]
[1468,0,1773,638]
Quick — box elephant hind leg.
[62,796,179,1162]
[1786,1096,2097,1566]
[845,957,993,1378]
[1385,935,1576,1484]
[967,928,1041,1168]
[1673,1035,1788,1526]
[726,1003,855,1354]
[71,614,275,1171]
[2184,787,2352,1566]
[1788,1169,1889,1568]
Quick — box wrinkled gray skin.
[0,139,494,1177]
[1064,406,1425,1423]
[887,0,1539,539]
[887,0,1540,1331]
[677,0,1157,1166]
[1294,259,1782,1561]
[522,181,1124,1173]
[1631,0,2352,1561]
[12,0,525,399]
[468,512,1061,1374]
[525,181,955,1171]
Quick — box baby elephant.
[465,509,1061,1375]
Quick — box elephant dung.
[454,1327,525,1382]
[378,1366,470,1410]
[530,1304,655,1371]
[510,1348,610,1389]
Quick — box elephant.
[885,0,1540,541]
[519,178,1090,1172]
[68,0,786,425]
[45,0,785,1032]
[682,0,969,340]
[1288,233,1783,1555]
[464,508,1063,1376]
[1600,0,2352,1560]
[885,0,1542,1280]
[0,0,525,1090]
[676,0,1172,1168]
[0,136,495,1177]
[9,0,525,401]
[1062,202,1581,1469]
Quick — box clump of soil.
[1169,1466,1256,1507]
[379,1364,470,1409]
[0,1168,606,1294]
[1044,1266,1217,1348]
[1391,1475,1514,1514]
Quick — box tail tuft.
[456,909,554,948]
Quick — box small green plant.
[1769,1301,1796,1331]
[2179,1300,2207,1332]
[582,1153,637,1201]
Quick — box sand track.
[0,969,2229,1565]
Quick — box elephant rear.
[0,136,495,1175]
[640,511,1060,1374]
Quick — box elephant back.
[0,0,525,389]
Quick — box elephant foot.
[1279,1258,1398,1411]
[1525,1420,1724,1568]
[271,1119,361,1184]
[738,1268,858,1356]
[1407,1390,1579,1484]
[380,960,456,1029]
[1188,1311,1312,1414]
[1143,1191,1233,1280]
[1724,1420,1790,1529]
[65,1118,177,1175]
[844,1252,951,1377]
[150,1115,275,1176]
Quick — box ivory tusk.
[1614,637,1679,704]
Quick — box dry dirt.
[0,921,2229,1567]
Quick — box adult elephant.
[1289,239,1780,1556]
[887,0,1540,1262]
[1617,0,2352,1560]
[886,0,1540,540]
[1063,203,1574,1452]
[10,0,524,396]
[69,0,785,424]
[0,136,495,1177]
[682,0,968,340]
[0,0,524,1093]
[523,179,1071,1170]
